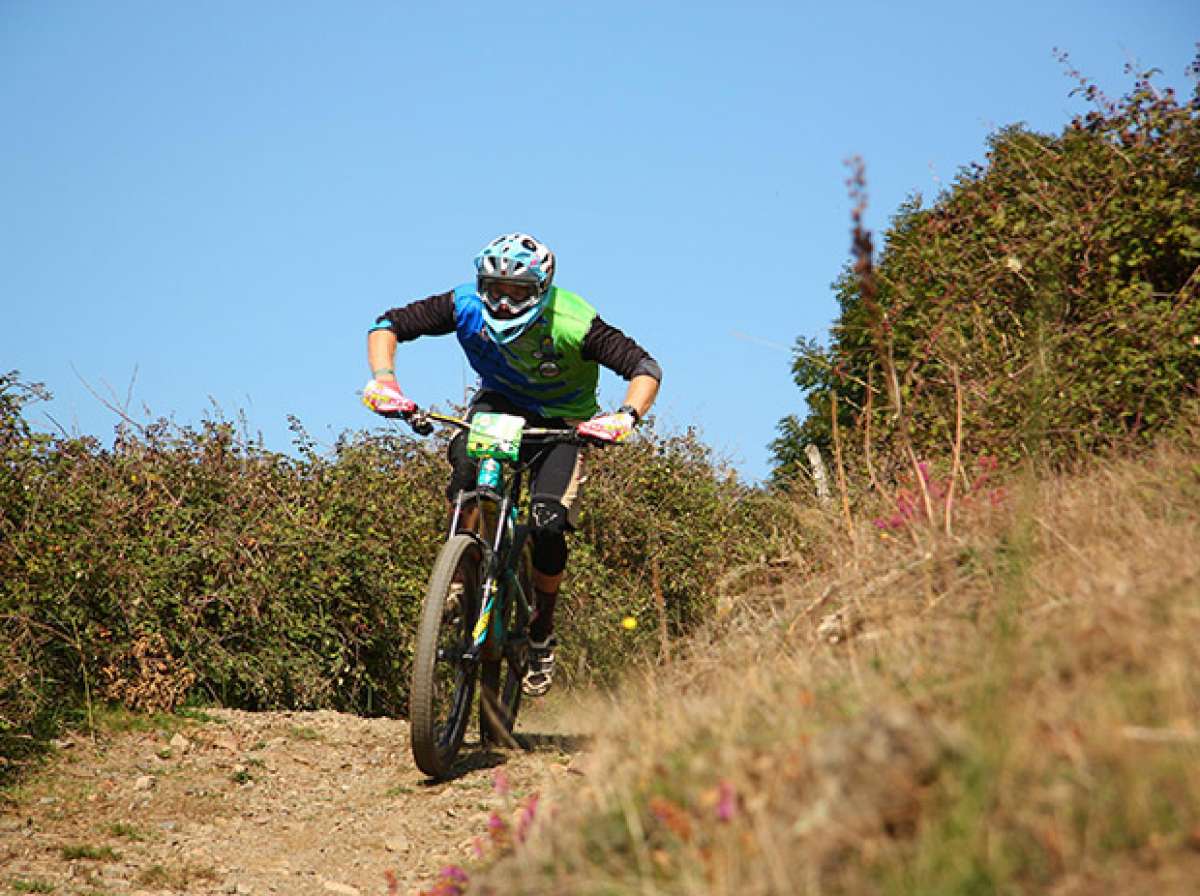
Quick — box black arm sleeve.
[374,291,456,342]
[581,317,662,382]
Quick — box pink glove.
[576,410,636,443]
[362,378,417,416]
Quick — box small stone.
[133,775,155,791]
[170,733,191,753]
[322,882,361,896]
[384,836,409,853]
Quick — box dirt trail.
[1,701,589,896]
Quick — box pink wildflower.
[419,865,470,896]
[516,793,540,843]
[716,780,738,822]
[440,866,469,883]
[492,768,511,796]
[487,810,510,849]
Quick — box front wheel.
[410,534,484,778]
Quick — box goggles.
[478,276,542,316]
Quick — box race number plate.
[466,413,525,461]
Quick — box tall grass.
[471,430,1200,894]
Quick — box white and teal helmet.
[474,233,556,344]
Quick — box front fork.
[458,491,527,662]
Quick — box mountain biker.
[361,232,661,696]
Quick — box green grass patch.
[175,707,217,724]
[106,822,146,841]
[90,705,185,736]
[135,863,217,889]
[230,768,253,785]
[59,844,120,861]
[8,879,55,894]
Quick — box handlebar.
[379,406,613,446]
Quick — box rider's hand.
[576,409,636,444]
[362,378,417,416]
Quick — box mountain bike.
[387,406,604,779]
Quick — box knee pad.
[530,497,569,575]
[530,496,569,535]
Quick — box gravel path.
[1,702,588,896]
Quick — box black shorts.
[446,391,585,527]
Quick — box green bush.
[558,427,770,685]
[773,54,1200,480]
[0,373,768,771]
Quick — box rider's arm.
[621,374,660,422]
[367,291,457,382]
[367,329,399,383]
[581,317,662,420]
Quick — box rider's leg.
[521,443,584,696]
[523,527,564,697]
[523,517,570,696]
[527,438,583,635]
[529,528,567,641]
[449,500,480,535]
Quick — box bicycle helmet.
[474,233,556,344]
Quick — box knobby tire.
[410,534,483,779]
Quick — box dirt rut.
[1,704,587,896]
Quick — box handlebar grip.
[411,418,434,436]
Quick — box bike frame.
[412,410,580,665]
[450,469,530,660]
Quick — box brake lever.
[409,411,434,436]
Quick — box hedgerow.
[0,373,768,773]
[773,53,1200,480]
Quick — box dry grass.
[471,439,1200,895]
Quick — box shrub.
[558,427,771,685]
[773,53,1200,480]
[0,374,769,771]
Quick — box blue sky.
[2,2,1196,482]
